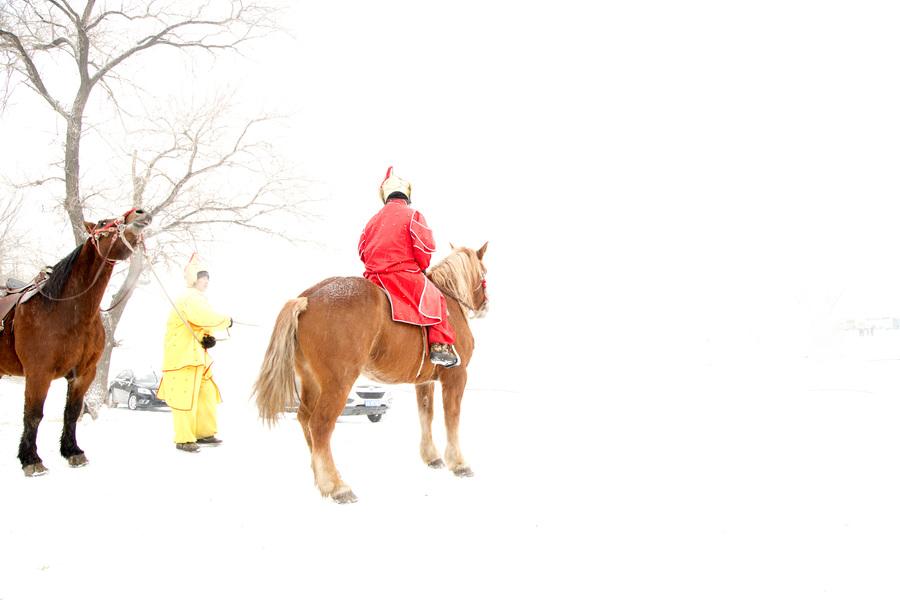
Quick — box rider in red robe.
[358,166,458,367]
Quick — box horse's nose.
[131,208,152,226]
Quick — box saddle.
[0,269,51,333]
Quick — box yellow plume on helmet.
[183,253,208,287]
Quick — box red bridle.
[89,208,142,264]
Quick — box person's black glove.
[201,334,217,349]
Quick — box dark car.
[107,369,166,410]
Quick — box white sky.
[1,1,900,387]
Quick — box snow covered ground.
[3,326,900,599]
[0,347,595,600]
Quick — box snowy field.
[0,355,596,600]
[2,328,900,598]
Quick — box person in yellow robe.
[157,255,232,453]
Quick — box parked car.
[108,369,166,410]
[284,377,392,423]
[342,378,393,422]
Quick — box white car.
[342,378,392,423]
[285,377,392,423]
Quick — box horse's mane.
[41,243,85,300]
[428,248,480,307]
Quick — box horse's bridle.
[443,275,489,317]
[89,208,142,264]
[41,209,144,303]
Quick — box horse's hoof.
[333,490,359,504]
[23,463,48,477]
[68,454,89,468]
[453,466,474,478]
[427,458,445,469]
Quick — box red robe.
[359,199,454,343]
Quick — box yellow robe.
[156,288,230,443]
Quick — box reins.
[39,223,132,303]
[142,249,206,347]
[433,276,487,317]
[98,224,149,313]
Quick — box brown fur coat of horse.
[0,209,151,476]
[254,243,489,503]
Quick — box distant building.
[841,317,900,336]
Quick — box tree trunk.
[83,251,144,417]
[82,321,111,419]
[64,105,88,243]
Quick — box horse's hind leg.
[61,372,92,467]
[440,370,473,477]
[296,375,319,452]
[416,382,443,468]
[308,381,357,503]
[18,375,52,476]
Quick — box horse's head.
[432,242,490,319]
[469,242,489,318]
[84,208,152,262]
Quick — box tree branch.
[90,4,274,87]
[45,0,78,24]
[0,28,69,118]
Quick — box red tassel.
[382,166,393,185]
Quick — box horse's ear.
[476,242,488,259]
[449,242,456,250]
[84,221,96,233]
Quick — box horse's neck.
[433,278,472,317]
[444,291,471,325]
[62,246,113,319]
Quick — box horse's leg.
[18,375,52,476]
[61,372,92,467]
[296,376,319,452]
[440,370,473,477]
[415,382,443,468]
[308,380,357,503]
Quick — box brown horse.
[0,208,152,476]
[254,243,489,503]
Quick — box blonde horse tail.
[253,297,308,426]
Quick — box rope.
[436,280,485,317]
[38,221,147,305]
[415,326,427,379]
[142,250,206,347]
[101,241,144,313]
[38,232,119,303]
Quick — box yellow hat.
[183,253,208,287]
[379,166,412,203]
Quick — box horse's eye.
[96,220,108,227]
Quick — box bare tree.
[0,2,306,415]
[86,99,309,410]
[0,194,41,279]
[0,0,278,241]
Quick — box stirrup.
[429,344,459,368]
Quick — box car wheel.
[128,394,138,411]
[107,390,117,408]
[367,414,382,423]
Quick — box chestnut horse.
[0,208,151,476]
[254,243,489,503]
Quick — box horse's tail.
[253,297,308,426]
